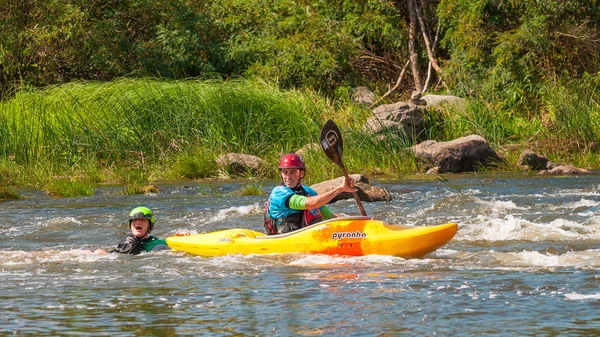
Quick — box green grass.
[44,179,95,198]
[0,187,24,200]
[233,183,266,196]
[0,77,329,166]
[0,75,599,197]
[541,74,600,145]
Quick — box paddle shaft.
[320,119,368,216]
[335,158,367,216]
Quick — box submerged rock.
[538,165,591,175]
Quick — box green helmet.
[129,206,155,232]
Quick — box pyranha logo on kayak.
[331,232,367,240]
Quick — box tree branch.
[413,0,446,90]
[369,60,410,109]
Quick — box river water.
[1,173,599,336]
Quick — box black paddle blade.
[320,120,344,166]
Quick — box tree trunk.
[407,0,422,92]
[413,0,444,79]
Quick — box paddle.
[320,120,367,216]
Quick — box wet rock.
[311,174,392,203]
[538,165,591,175]
[518,150,549,170]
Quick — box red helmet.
[278,153,305,169]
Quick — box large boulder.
[311,174,392,203]
[411,135,502,173]
[363,101,424,139]
[363,95,466,142]
[216,153,270,176]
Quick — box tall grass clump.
[424,99,544,145]
[0,158,23,186]
[44,179,96,198]
[0,78,333,184]
[344,128,419,176]
[168,149,219,179]
[0,188,23,200]
[540,74,600,146]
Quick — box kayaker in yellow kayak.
[264,153,357,235]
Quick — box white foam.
[0,249,117,265]
[289,253,405,266]
[459,214,598,241]
[481,199,529,212]
[209,203,262,222]
[490,249,600,268]
[564,198,600,209]
[565,293,600,300]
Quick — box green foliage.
[540,74,600,144]
[44,178,95,198]
[1,0,600,182]
[0,78,335,184]
[0,158,22,186]
[423,99,544,145]
[0,187,23,200]
[0,78,328,166]
[170,151,218,180]
[233,183,265,196]
[0,0,228,96]
[438,0,600,114]
[212,0,361,92]
[1,0,414,98]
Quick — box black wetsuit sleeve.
[110,234,143,255]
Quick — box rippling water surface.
[1,173,600,336]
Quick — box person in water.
[110,206,171,255]
[264,153,357,235]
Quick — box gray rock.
[420,95,466,110]
[295,143,321,157]
[364,101,424,138]
[538,165,591,175]
[352,86,375,106]
[518,150,548,170]
[311,175,392,203]
[216,153,270,176]
[411,135,502,173]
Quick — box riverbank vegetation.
[1,0,599,197]
[1,77,599,198]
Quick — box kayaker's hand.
[341,177,357,193]
[174,230,191,236]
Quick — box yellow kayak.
[166,216,458,258]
